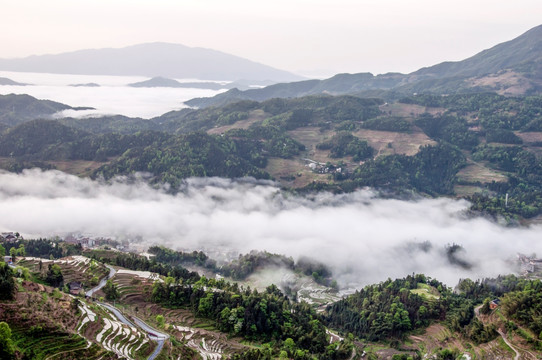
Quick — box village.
[517,253,542,276]
[303,158,348,175]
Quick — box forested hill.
[0,94,93,127]
[2,92,542,220]
[2,237,542,359]
[187,24,542,108]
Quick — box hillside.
[0,77,26,86]
[128,77,273,91]
[128,76,227,90]
[0,42,305,82]
[187,24,542,108]
[0,94,93,127]
[2,92,542,220]
[0,119,90,157]
[2,239,542,359]
[412,24,542,79]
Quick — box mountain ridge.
[187,24,542,108]
[0,42,305,82]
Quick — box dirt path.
[498,330,520,360]
[43,342,91,360]
[475,305,520,360]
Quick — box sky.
[2,1,541,78]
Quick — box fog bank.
[1,169,540,288]
[0,71,223,118]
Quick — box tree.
[45,263,63,287]
[14,266,30,281]
[16,244,25,257]
[71,297,81,313]
[0,244,5,258]
[480,298,491,315]
[9,247,16,261]
[0,321,15,359]
[103,280,119,300]
[283,337,295,355]
[156,314,165,328]
[0,263,15,300]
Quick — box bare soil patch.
[353,128,436,157]
[454,185,485,197]
[46,159,107,176]
[457,163,508,183]
[207,109,267,134]
[379,103,445,117]
[265,158,329,188]
[517,131,542,144]
[469,70,533,95]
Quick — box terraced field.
[1,279,120,359]
[111,272,248,359]
[173,325,227,360]
[11,328,117,360]
[18,255,109,286]
[77,301,153,360]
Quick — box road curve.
[99,302,136,328]
[498,330,520,360]
[87,265,166,360]
[86,264,116,297]
[99,301,167,360]
[132,315,168,360]
[475,305,520,360]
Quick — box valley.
[2,238,542,359]
[1,17,542,360]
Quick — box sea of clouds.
[0,71,225,118]
[1,169,540,289]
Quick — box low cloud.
[0,72,223,118]
[1,169,540,289]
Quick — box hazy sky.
[2,0,541,77]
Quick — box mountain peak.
[412,24,542,79]
[0,43,305,82]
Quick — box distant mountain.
[0,77,27,86]
[187,24,542,108]
[412,24,542,79]
[0,42,305,82]
[69,83,100,87]
[0,94,93,127]
[128,76,227,90]
[129,76,281,91]
[185,73,407,107]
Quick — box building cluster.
[0,232,23,242]
[63,234,113,249]
[517,253,542,274]
[305,159,344,175]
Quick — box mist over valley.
[0,71,225,118]
[2,7,542,359]
[1,169,539,290]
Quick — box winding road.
[86,264,116,298]
[86,264,167,360]
[99,303,168,360]
[132,315,168,360]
